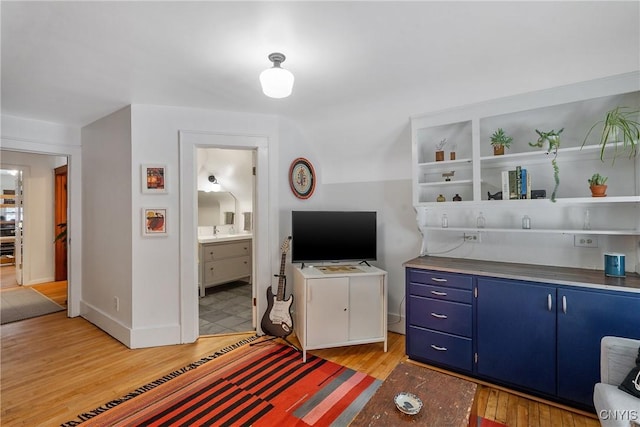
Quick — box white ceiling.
[2,1,639,128]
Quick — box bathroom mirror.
[198,191,237,226]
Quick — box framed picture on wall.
[142,164,167,194]
[143,208,167,236]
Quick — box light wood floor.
[1,296,600,426]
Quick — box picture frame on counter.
[142,164,167,194]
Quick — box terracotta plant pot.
[590,184,607,197]
[435,151,445,162]
[493,145,505,156]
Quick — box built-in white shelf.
[424,226,640,236]
[418,179,474,188]
[415,195,640,207]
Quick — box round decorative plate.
[394,392,423,415]
[289,157,316,199]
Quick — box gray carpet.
[1,287,65,324]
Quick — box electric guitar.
[261,236,294,338]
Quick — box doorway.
[196,148,255,336]
[54,165,67,281]
[0,151,69,300]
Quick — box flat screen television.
[291,210,377,263]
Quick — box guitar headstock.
[281,236,292,254]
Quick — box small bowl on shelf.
[394,392,423,415]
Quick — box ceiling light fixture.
[260,52,294,99]
[207,175,221,192]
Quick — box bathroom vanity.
[198,235,252,297]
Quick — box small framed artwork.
[143,208,167,236]
[142,164,167,194]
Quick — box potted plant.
[490,128,513,156]
[582,106,640,164]
[435,138,448,162]
[529,128,563,202]
[587,173,608,197]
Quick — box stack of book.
[501,166,531,199]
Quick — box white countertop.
[198,234,252,244]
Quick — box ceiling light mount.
[260,52,294,99]
[268,52,286,67]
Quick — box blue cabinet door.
[557,287,640,408]
[476,278,557,396]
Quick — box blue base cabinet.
[557,287,640,407]
[406,266,640,411]
[476,278,557,396]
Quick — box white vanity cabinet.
[292,265,387,362]
[199,237,251,297]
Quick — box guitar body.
[261,286,293,338]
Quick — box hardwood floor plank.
[496,389,510,423]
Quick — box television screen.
[291,211,377,263]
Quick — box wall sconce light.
[259,52,294,99]
[207,175,221,192]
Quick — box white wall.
[129,104,279,347]
[80,107,134,345]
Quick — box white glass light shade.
[260,66,294,98]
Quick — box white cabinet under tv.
[292,265,388,362]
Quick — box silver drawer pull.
[431,344,447,351]
[430,290,447,296]
[431,277,447,282]
[430,312,448,319]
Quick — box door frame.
[179,131,272,344]
[0,138,81,317]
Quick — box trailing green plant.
[529,128,564,202]
[587,173,608,186]
[490,128,513,148]
[582,106,640,164]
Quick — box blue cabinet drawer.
[408,282,472,304]
[407,326,472,372]
[408,296,472,337]
[408,269,472,290]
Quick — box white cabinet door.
[306,277,349,347]
[349,275,384,340]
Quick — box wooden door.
[54,165,67,281]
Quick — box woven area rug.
[64,341,381,426]
[0,287,65,324]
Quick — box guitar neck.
[276,252,286,300]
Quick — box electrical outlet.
[114,296,120,311]
[464,232,480,243]
[574,235,598,248]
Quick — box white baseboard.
[80,300,131,347]
[387,313,406,335]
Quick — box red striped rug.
[69,341,381,426]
